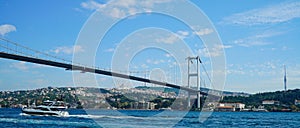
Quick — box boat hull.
[22,108,69,116]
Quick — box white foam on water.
[2,115,93,127]
[19,113,29,116]
[66,114,106,118]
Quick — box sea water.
[0,108,299,128]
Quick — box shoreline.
[2,107,299,113]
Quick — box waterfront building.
[262,100,280,105]
[131,101,157,110]
[215,106,235,112]
[295,100,300,105]
[215,103,245,112]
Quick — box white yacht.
[42,100,68,110]
[21,100,69,116]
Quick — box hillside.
[2,86,298,111]
[0,86,180,109]
[222,89,300,107]
[0,87,81,108]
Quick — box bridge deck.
[0,52,207,95]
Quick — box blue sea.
[0,108,300,128]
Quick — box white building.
[216,103,245,111]
[295,100,300,105]
[262,100,279,105]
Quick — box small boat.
[21,100,69,116]
[159,107,172,111]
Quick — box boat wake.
[20,112,70,117]
[66,114,145,119]
[20,113,30,116]
[20,113,133,119]
[65,114,180,121]
[66,114,107,118]
[20,112,180,121]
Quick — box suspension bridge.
[0,38,208,97]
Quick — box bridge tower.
[186,56,201,109]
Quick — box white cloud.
[9,61,50,71]
[193,28,214,36]
[155,31,191,44]
[109,7,126,18]
[0,24,16,36]
[81,0,171,19]
[52,45,84,55]
[80,0,106,10]
[29,79,48,86]
[227,69,245,75]
[141,64,149,68]
[222,1,300,25]
[282,46,288,51]
[74,45,85,53]
[146,59,165,65]
[176,30,189,38]
[105,48,115,52]
[165,53,172,58]
[232,31,284,47]
[233,39,269,47]
[146,59,151,63]
[226,62,300,92]
[10,62,29,71]
[227,61,283,77]
[113,0,137,8]
[155,35,179,44]
[197,44,232,57]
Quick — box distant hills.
[1,86,298,111]
[200,87,250,97]
[221,89,300,111]
[0,86,250,109]
[0,87,81,108]
[135,86,250,97]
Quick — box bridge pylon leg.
[197,92,200,109]
[187,92,191,108]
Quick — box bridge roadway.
[0,52,207,95]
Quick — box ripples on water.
[0,108,300,128]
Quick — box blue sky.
[0,0,300,94]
